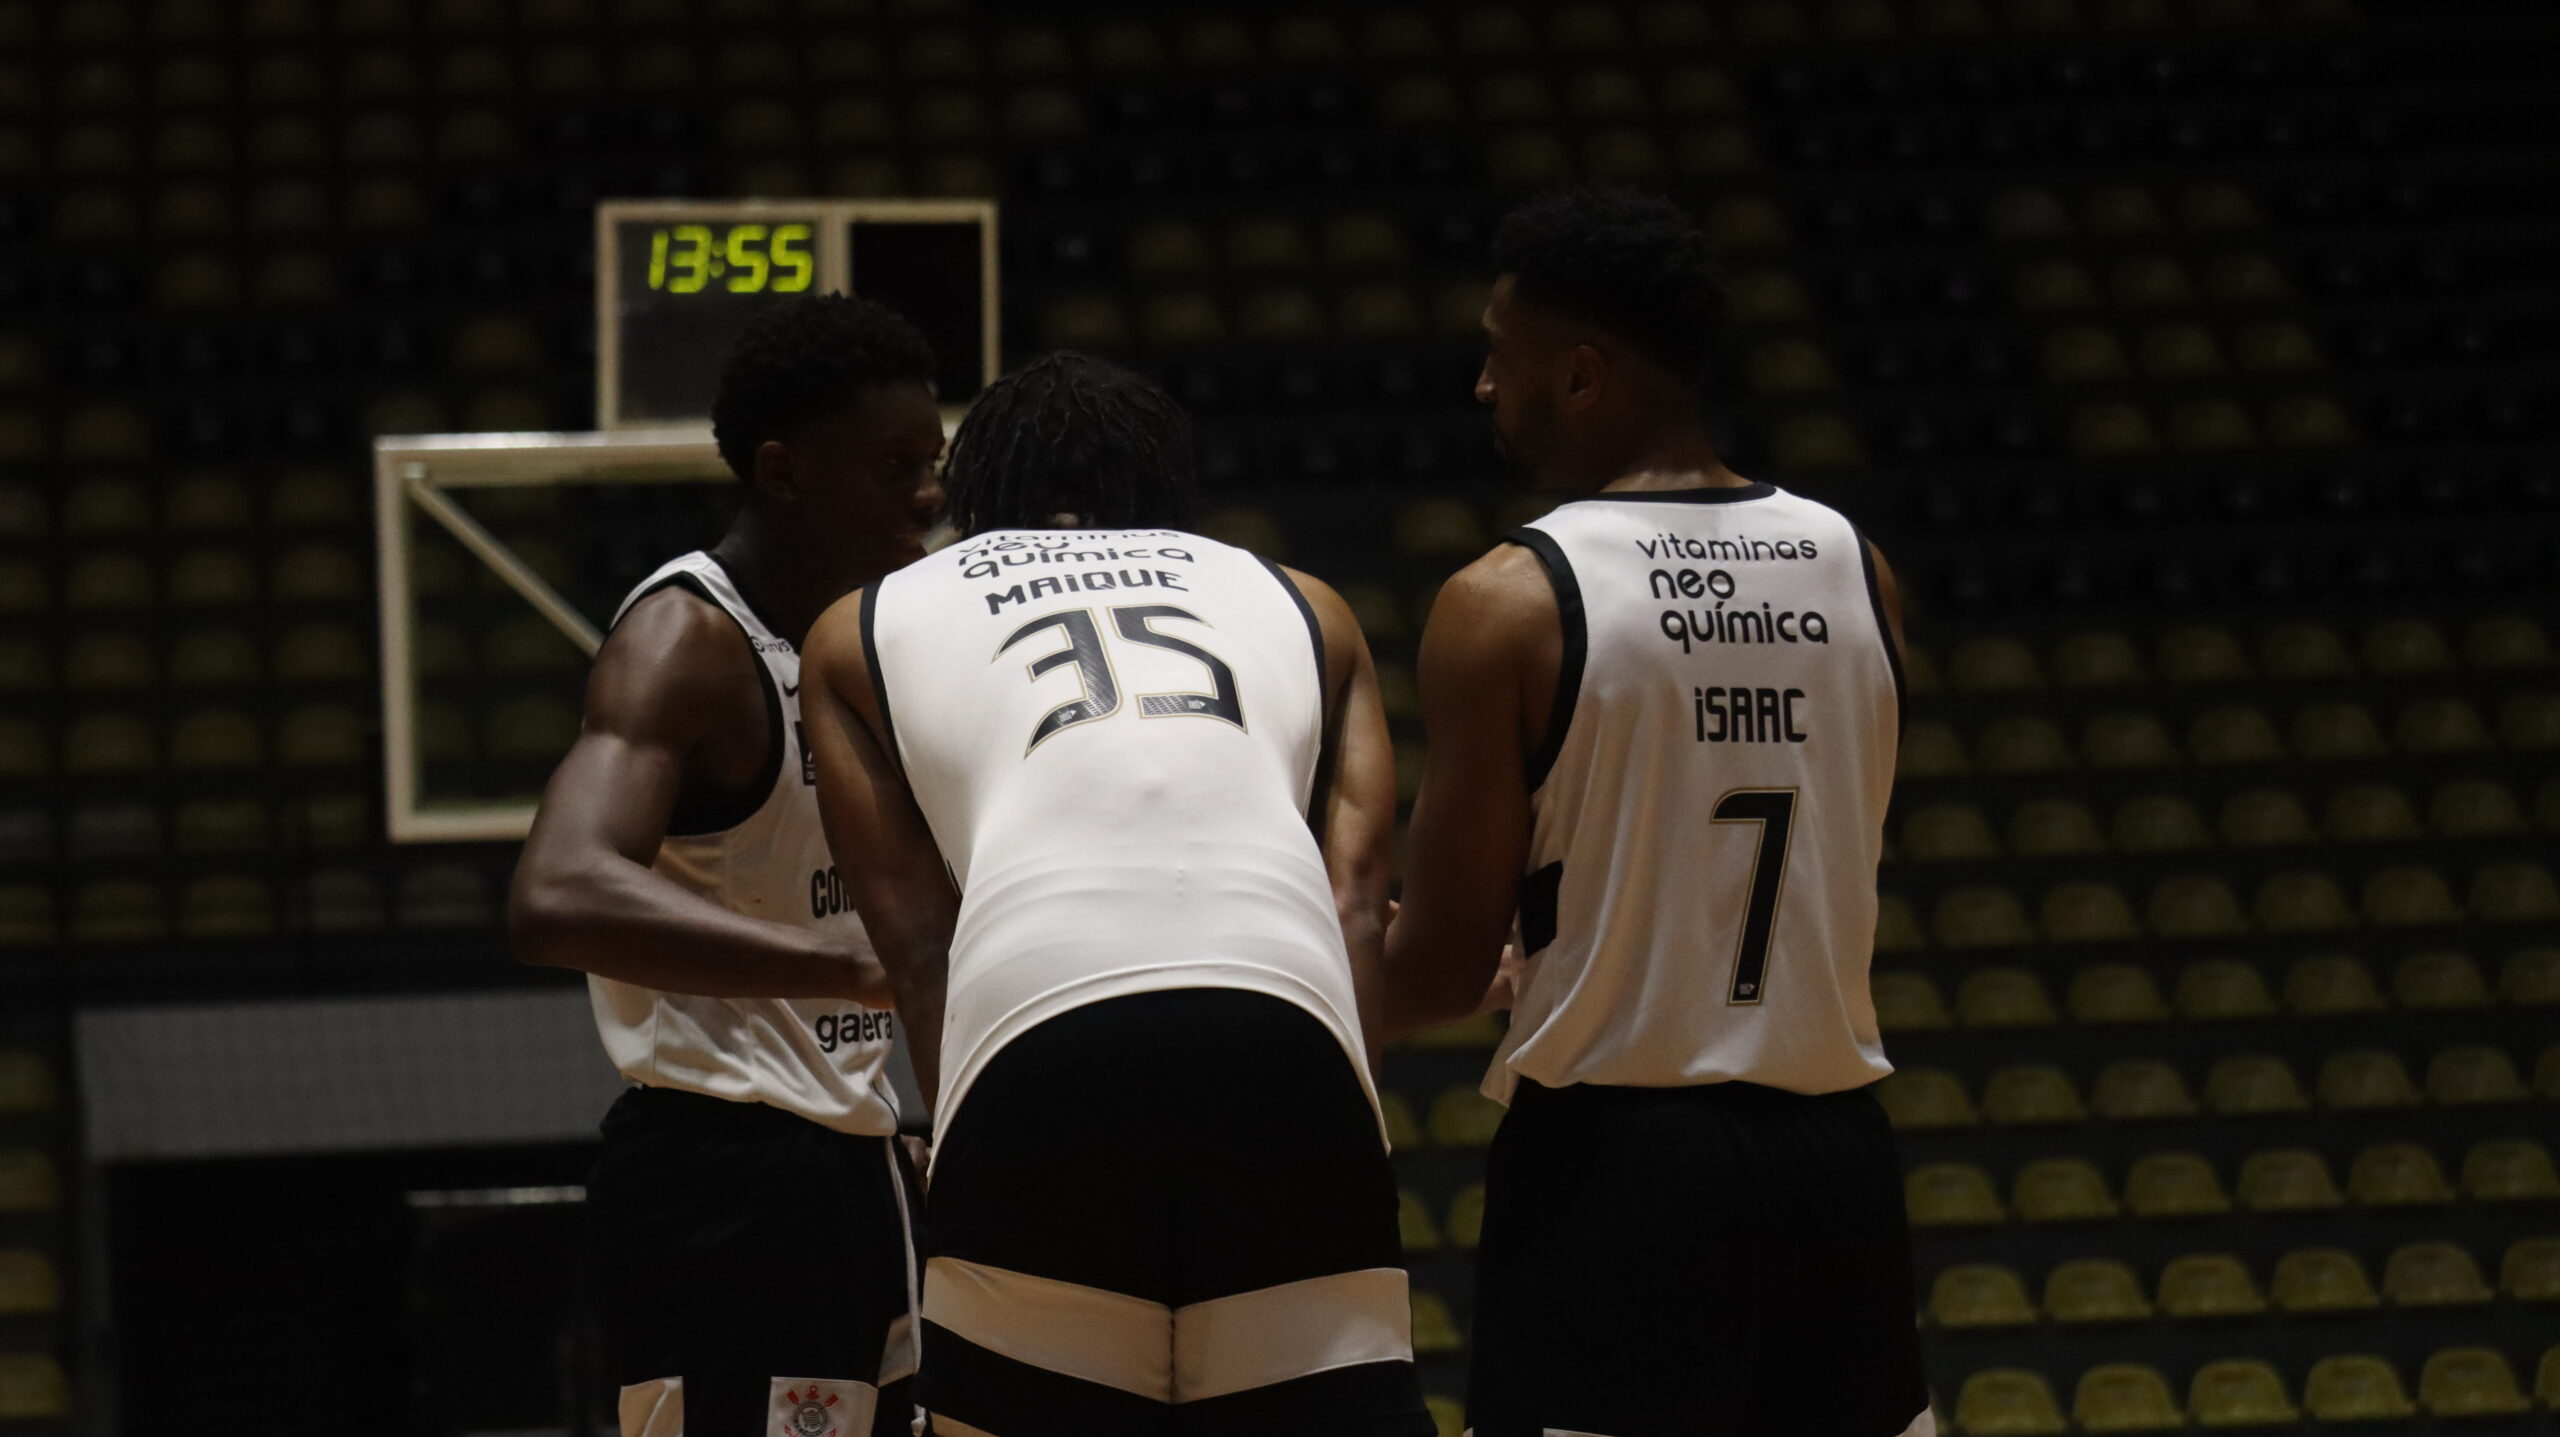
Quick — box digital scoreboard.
[595,198,999,429]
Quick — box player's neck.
[1590,426,1740,495]
[708,518,864,651]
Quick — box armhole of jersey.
[622,572,785,839]
[1256,556,1329,824]
[1504,527,1585,794]
[858,580,902,775]
[1850,523,1908,734]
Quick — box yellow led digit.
[724,224,770,293]
[771,223,814,293]
[668,223,713,294]
[648,228,670,290]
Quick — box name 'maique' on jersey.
[863,529,1378,1146]
[587,551,903,1136]
[1488,483,1905,1101]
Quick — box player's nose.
[1473,366,1496,406]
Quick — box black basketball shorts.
[1465,1077,1932,1437]
[916,987,1435,1437]
[587,1085,923,1437]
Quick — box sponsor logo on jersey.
[795,720,815,784]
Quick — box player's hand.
[1473,944,1528,1017]
[900,1135,932,1189]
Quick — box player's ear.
[1560,343,1606,414]
[751,438,800,502]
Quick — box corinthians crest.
[780,1386,840,1437]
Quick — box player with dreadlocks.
[510,293,944,1437]
[799,353,1435,1436]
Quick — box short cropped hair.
[1490,186,1726,385]
[940,353,1199,537]
[710,294,938,481]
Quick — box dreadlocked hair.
[941,352,1200,537]
[710,293,938,482]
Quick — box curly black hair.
[709,293,939,481]
[1490,185,1727,387]
[940,352,1199,537]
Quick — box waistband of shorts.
[605,1082,886,1143]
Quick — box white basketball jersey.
[1486,483,1904,1100]
[586,551,902,1137]
[865,529,1375,1143]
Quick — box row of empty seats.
[1922,617,2552,690]
[0,706,373,774]
[0,861,498,945]
[1874,951,2559,1030]
[1950,1347,2560,1433]
[0,546,367,609]
[1876,860,2560,951]
[0,473,357,532]
[1899,695,2560,780]
[1930,1240,2560,1325]
[0,615,587,692]
[1881,1043,2559,1128]
[1906,1138,2560,1225]
[0,794,371,861]
[1896,780,2560,862]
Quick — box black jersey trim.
[1257,556,1330,826]
[858,579,901,774]
[1504,527,1585,794]
[616,572,787,839]
[1576,481,1777,505]
[1850,524,1908,735]
[1258,556,1328,694]
[1518,861,1564,957]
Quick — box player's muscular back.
[596,585,773,830]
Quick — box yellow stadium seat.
[2539,1045,2560,1101]
[1957,1368,2066,1435]
[2385,1241,2492,1307]
[2465,613,2552,669]
[1873,972,1951,1032]
[1445,1186,1484,1250]
[2399,697,2493,755]
[2365,866,2465,927]
[1427,1085,1504,1148]
[2013,259,2101,311]
[279,704,366,767]
[2111,796,2210,854]
[65,631,155,691]
[73,879,167,942]
[2186,1358,2294,1427]
[2427,1045,2527,1105]
[2541,1346,2560,1407]
[2429,778,2527,837]
[180,876,274,939]
[2127,1151,2230,1219]
[2094,1061,2196,1120]
[2303,1355,2412,1422]
[2204,1056,2307,1116]
[0,1053,53,1114]
[167,548,255,606]
[2043,326,2131,384]
[1984,1066,2084,1126]
[2473,860,2560,923]
[2464,1139,2560,1201]
[1393,500,1487,558]
[2174,960,2275,1019]
[1397,1190,1440,1252]
[2045,1260,2151,1324]
[0,1249,60,1315]
[2275,1250,2379,1313]
[1876,894,1924,954]
[1907,1162,2005,1227]
[1937,890,2036,950]
[2497,694,2560,749]
[0,886,54,947]
[1903,803,2000,862]
[2318,1050,2419,1110]
[2072,1363,2182,1432]
[2013,1159,2118,1223]
[2187,706,2286,765]
[2067,964,2170,1024]
[2040,882,2139,943]
[2395,951,2493,1009]
[0,1151,60,1213]
[1379,1090,1421,1149]
[2502,1237,2560,1301]
[2257,871,2357,932]
[2261,622,2354,680]
[2153,879,2252,941]
[2158,626,2251,685]
[1423,1394,1462,1437]
[2292,702,2388,761]
[1897,720,1971,778]
[2362,619,2454,675]
[2352,1144,2455,1206]
[0,1351,69,1420]
[2284,955,2385,1015]
[2009,798,2106,856]
[1958,969,2056,1028]
[1878,1070,1977,1130]
[1409,1290,1463,1355]
[2157,1255,2264,1320]
[2221,788,2317,847]
[2239,1151,2343,1213]
[2083,713,2179,770]
[2324,783,2423,842]
[2419,1348,2528,1418]
[2505,948,2560,1005]
[1930,1263,2036,1329]
[1951,637,2046,692]
[0,721,48,779]
[2054,631,2147,688]
[1978,716,2075,774]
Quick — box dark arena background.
[3,0,2559,1433]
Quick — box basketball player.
[1376,188,1930,1437]
[507,295,945,1437]
[796,354,1434,1437]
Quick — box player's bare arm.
[801,595,961,1113]
[1284,567,1398,1055]
[507,586,889,1002]
[1375,542,1560,1041]
[1868,536,1911,669]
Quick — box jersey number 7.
[1709,789,1797,1005]
[999,606,1245,755]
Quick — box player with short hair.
[798,353,1434,1437]
[508,294,947,1437]
[1376,187,1930,1437]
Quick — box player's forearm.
[1373,911,1509,1042]
[508,855,877,1000]
[879,942,947,1114]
